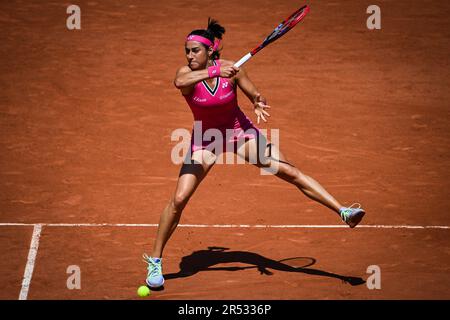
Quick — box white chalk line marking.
[0,223,448,229]
[18,224,42,300]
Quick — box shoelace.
[348,203,362,210]
[143,253,162,278]
[341,203,362,220]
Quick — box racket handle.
[234,53,252,68]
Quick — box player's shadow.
[164,246,365,287]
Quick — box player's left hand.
[253,93,271,124]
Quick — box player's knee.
[256,152,272,167]
[278,165,302,184]
[293,170,309,186]
[172,192,189,212]
[258,158,271,167]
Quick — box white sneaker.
[143,254,165,288]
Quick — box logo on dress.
[222,82,228,89]
[193,96,206,102]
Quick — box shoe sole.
[348,210,365,228]
[146,278,165,288]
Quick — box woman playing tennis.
[143,18,365,288]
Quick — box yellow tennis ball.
[137,285,150,297]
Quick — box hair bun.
[207,17,225,40]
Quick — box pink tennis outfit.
[183,60,260,153]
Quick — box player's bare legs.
[235,135,365,227]
[236,136,342,213]
[152,149,216,257]
[144,149,216,287]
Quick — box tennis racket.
[234,5,310,68]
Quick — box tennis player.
[143,18,365,288]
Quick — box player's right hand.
[220,65,240,78]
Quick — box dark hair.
[188,18,225,60]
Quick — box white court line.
[0,223,448,229]
[18,224,42,300]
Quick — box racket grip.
[234,53,252,68]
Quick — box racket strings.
[265,9,307,43]
[246,5,309,58]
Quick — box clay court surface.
[1,0,449,299]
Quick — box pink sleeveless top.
[183,60,259,153]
